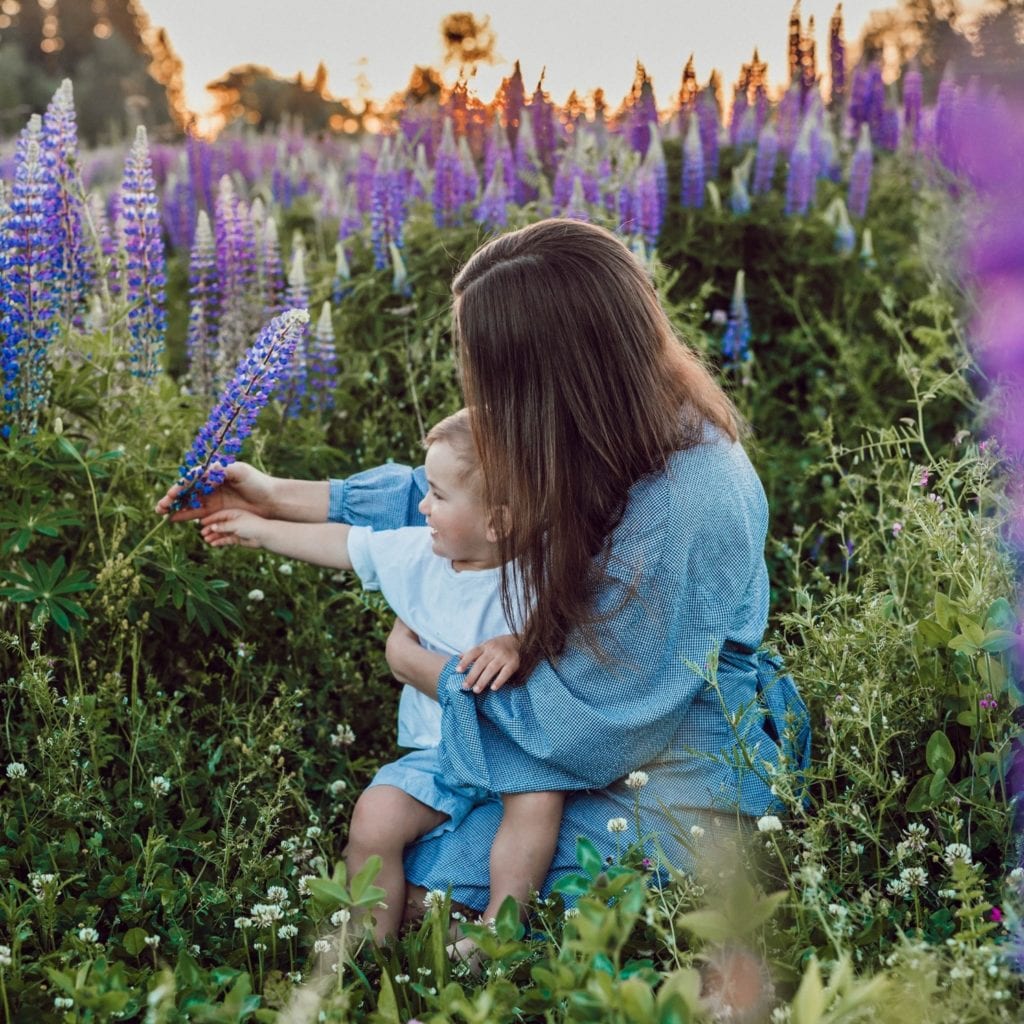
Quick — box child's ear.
[486,505,510,543]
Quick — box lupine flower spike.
[172,309,309,510]
[681,114,705,209]
[308,302,339,414]
[848,123,873,219]
[722,270,752,365]
[119,126,167,383]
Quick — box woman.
[159,219,809,915]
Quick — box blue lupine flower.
[752,123,779,196]
[369,153,392,270]
[0,115,61,436]
[390,241,412,299]
[212,175,256,370]
[847,124,873,219]
[784,120,815,215]
[833,199,856,254]
[681,114,705,209]
[187,210,219,399]
[308,302,338,414]
[722,270,751,365]
[634,162,662,247]
[173,309,309,510]
[119,126,166,383]
[730,165,751,215]
[41,79,90,324]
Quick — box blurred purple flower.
[187,210,219,399]
[752,124,779,196]
[173,309,309,510]
[308,302,338,414]
[681,114,705,209]
[784,122,815,216]
[847,124,874,219]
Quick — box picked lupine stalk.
[172,309,309,511]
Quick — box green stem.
[123,517,167,564]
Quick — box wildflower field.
[1,8,1023,1022]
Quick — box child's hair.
[423,409,482,491]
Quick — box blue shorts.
[368,747,497,841]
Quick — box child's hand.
[457,634,520,693]
[199,509,269,549]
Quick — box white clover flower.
[29,872,57,894]
[77,927,100,943]
[799,864,825,888]
[313,938,331,954]
[150,776,171,797]
[756,814,783,833]
[416,966,432,976]
[564,907,580,919]
[330,723,356,747]
[54,997,75,1010]
[247,589,265,602]
[943,843,972,867]
[234,917,253,930]
[189,945,200,956]
[689,824,706,838]
[252,941,268,952]
[305,825,322,839]
[297,875,316,896]
[144,935,160,948]
[394,973,410,984]
[828,903,849,919]
[278,562,293,575]
[5,762,26,779]
[278,924,299,940]
[250,903,284,927]
[937,889,957,899]
[900,866,928,889]
[330,909,351,926]
[606,817,629,833]
[625,771,649,789]
[266,885,289,904]
[886,878,910,898]
[287,971,303,983]
[328,779,347,796]
[0,944,12,967]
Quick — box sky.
[140,0,970,120]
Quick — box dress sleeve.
[327,463,428,529]
[436,443,769,795]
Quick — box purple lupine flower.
[617,180,636,235]
[865,64,887,143]
[475,155,510,231]
[847,124,873,219]
[457,135,481,209]
[172,309,309,510]
[829,5,846,108]
[256,211,285,322]
[777,82,803,152]
[752,123,779,195]
[730,88,749,147]
[41,79,90,324]
[903,66,923,149]
[307,302,338,414]
[681,114,705,209]
[484,120,514,198]
[629,67,659,159]
[283,239,310,417]
[785,120,815,215]
[514,116,542,205]
[336,184,361,250]
[935,70,959,172]
[847,64,869,131]
[119,126,166,384]
[0,115,61,436]
[502,61,526,148]
[354,149,377,215]
[634,163,662,248]
[530,77,557,173]
[212,175,257,371]
[562,177,589,222]
[162,172,196,253]
[187,210,219,399]
[432,119,461,227]
[646,127,669,215]
[697,90,720,181]
[721,270,751,365]
[369,156,392,271]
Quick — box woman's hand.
[155,462,277,523]
[386,618,448,700]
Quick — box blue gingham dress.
[329,434,810,910]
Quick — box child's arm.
[200,509,353,570]
[456,634,520,694]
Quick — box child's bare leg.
[345,785,448,941]
[450,791,564,964]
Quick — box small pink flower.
[917,467,932,488]
[990,906,1003,923]
[891,521,904,537]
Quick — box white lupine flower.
[247,589,265,602]
[314,939,331,954]
[5,762,27,779]
[150,776,171,797]
[756,815,783,833]
[330,909,351,926]
[278,924,298,940]
[943,843,972,867]
[77,927,100,943]
[625,771,649,789]
[266,886,289,904]
[607,817,629,833]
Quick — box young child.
[198,409,564,949]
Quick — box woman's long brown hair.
[452,219,740,679]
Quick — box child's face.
[418,441,499,570]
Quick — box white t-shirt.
[346,525,514,749]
